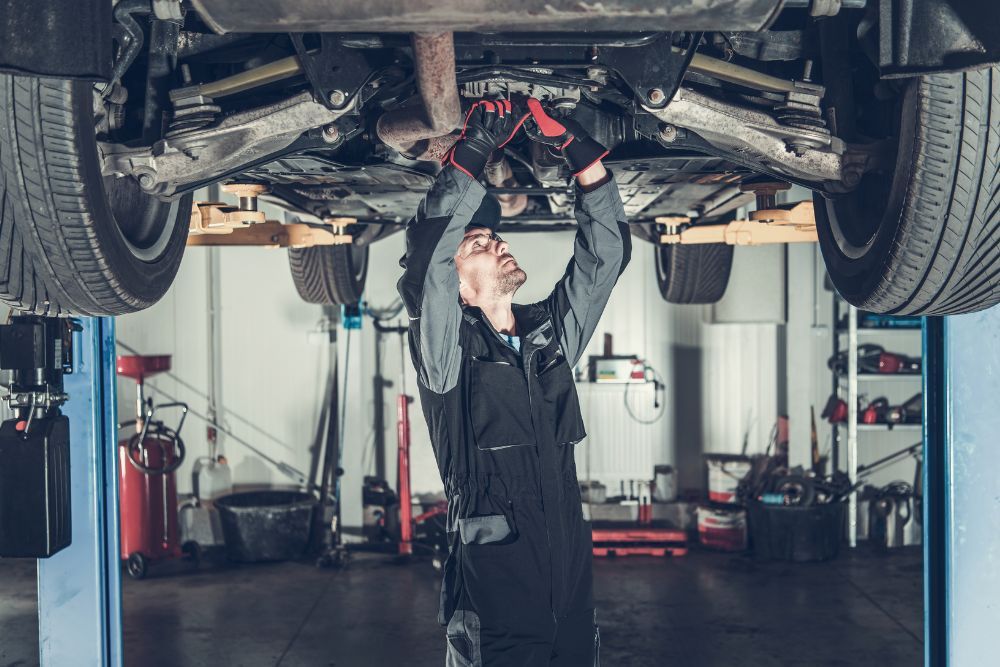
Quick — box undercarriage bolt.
[842,168,863,188]
[137,173,156,189]
[659,124,678,143]
[323,124,340,143]
[647,88,666,105]
[328,90,347,107]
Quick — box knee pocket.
[446,609,482,667]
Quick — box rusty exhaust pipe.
[375,32,462,158]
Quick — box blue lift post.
[924,309,1000,666]
[36,317,123,666]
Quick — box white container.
[580,481,607,504]
[653,465,677,502]
[193,457,233,502]
[705,455,751,504]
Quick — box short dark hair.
[464,194,501,233]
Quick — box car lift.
[2,200,995,666]
[182,181,818,250]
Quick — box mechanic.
[398,97,630,666]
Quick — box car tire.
[654,243,734,304]
[816,66,1000,315]
[288,243,369,305]
[0,76,192,316]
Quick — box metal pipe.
[412,33,461,134]
[485,155,528,217]
[688,52,798,93]
[380,130,460,162]
[847,305,858,548]
[376,33,462,157]
[198,53,305,99]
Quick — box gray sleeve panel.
[544,176,632,367]
[397,167,487,394]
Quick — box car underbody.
[1,0,998,316]
[94,23,870,240]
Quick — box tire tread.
[288,245,366,305]
[0,75,188,316]
[655,243,733,305]
[850,67,1000,315]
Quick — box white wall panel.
[116,195,330,498]
[575,382,671,491]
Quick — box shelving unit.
[830,298,923,547]
[850,374,921,382]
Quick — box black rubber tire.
[0,76,193,316]
[182,540,202,566]
[126,552,148,580]
[0,182,53,313]
[288,243,369,305]
[816,67,1000,315]
[772,475,817,507]
[654,243,734,304]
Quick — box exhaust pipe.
[376,32,462,158]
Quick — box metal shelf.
[836,373,922,382]
[836,328,921,336]
[832,302,924,548]
[857,423,922,432]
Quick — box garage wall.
[116,194,332,502]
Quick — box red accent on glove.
[527,97,567,137]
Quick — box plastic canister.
[192,457,233,503]
[653,465,677,502]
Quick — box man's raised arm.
[544,164,631,367]
[397,168,485,394]
[396,100,526,394]
[524,99,632,366]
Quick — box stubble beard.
[496,265,527,297]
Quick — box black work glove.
[524,98,609,177]
[445,99,528,179]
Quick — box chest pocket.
[537,352,587,446]
[469,359,536,450]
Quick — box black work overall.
[398,166,630,666]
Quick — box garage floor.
[0,545,922,667]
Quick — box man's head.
[455,223,527,305]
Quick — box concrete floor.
[0,545,922,667]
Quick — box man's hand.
[524,98,609,177]
[446,99,528,179]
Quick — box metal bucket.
[697,504,748,552]
[215,490,315,562]
[704,454,751,504]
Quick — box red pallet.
[591,524,688,558]
[591,527,687,543]
[593,546,689,558]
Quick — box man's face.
[455,227,527,299]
